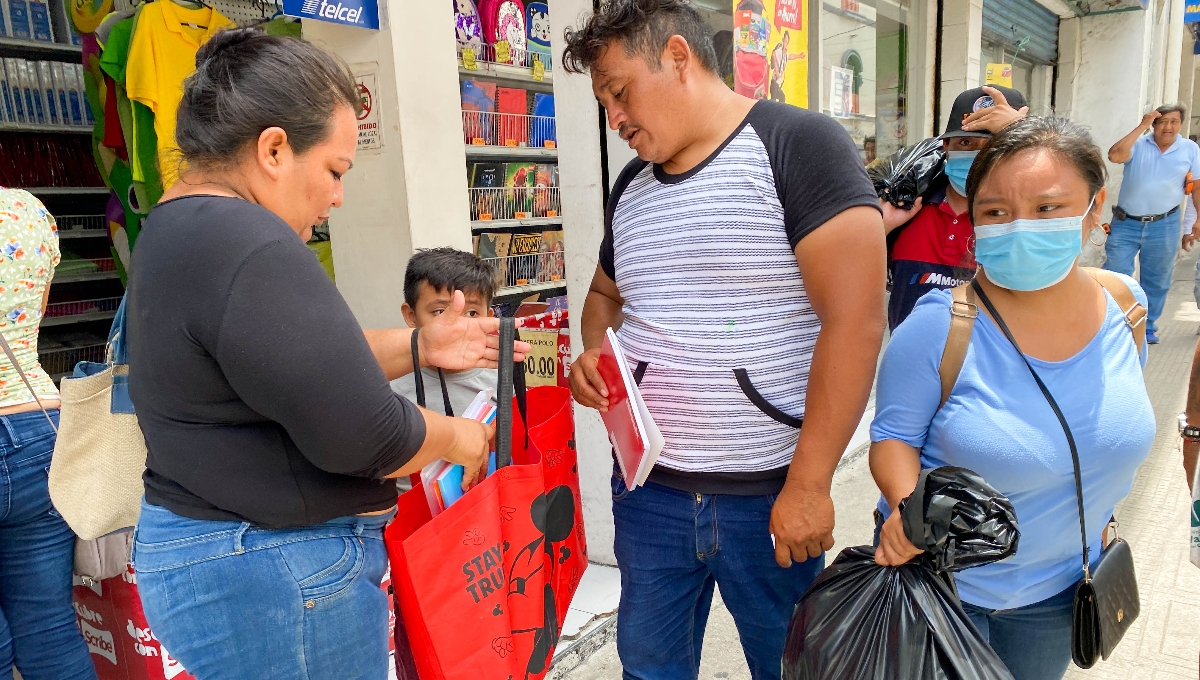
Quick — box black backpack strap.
[436,368,454,417]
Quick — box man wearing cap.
[881,86,1028,330]
[1107,104,1200,344]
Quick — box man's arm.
[1184,338,1200,490]
[770,205,887,567]
[1109,112,1159,164]
[567,264,625,412]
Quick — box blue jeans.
[1104,214,1178,335]
[611,476,823,680]
[961,584,1076,680]
[133,500,394,680]
[0,409,97,680]
[871,511,1074,680]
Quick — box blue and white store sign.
[284,0,379,29]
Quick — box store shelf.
[0,37,82,61]
[55,215,108,238]
[0,123,91,134]
[22,187,109,196]
[41,308,117,327]
[55,258,120,283]
[464,145,558,159]
[458,63,554,88]
[42,297,122,327]
[495,280,566,297]
[472,217,562,231]
[39,342,106,376]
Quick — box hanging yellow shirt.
[126,2,234,189]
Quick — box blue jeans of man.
[1104,214,1178,335]
[611,475,823,680]
[133,500,393,680]
[0,409,97,680]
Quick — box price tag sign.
[461,48,478,70]
[546,209,558,218]
[522,330,559,386]
[543,140,556,149]
[531,56,545,81]
[472,137,486,145]
[495,40,511,64]
[515,211,529,219]
[478,212,493,221]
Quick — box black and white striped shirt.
[599,101,878,494]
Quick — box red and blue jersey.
[888,190,977,330]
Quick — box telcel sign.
[284,0,379,29]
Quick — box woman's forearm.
[364,328,417,381]
[384,407,456,478]
[869,439,922,510]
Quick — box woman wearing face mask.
[881,85,1028,331]
[869,117,1155,680]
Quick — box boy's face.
[402,282,493,329]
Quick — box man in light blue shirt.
[1106,104,1200,343]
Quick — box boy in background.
[392,248,498,414]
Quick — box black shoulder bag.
[971,280,1139,669]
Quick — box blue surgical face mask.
[974,198,1095,291]
[944,150,977,196]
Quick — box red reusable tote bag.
[385,319,587,680]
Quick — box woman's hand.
[874,510,924,566]
[418,290,531,370]
[441,418,494,489]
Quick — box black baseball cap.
[941,86,1028,139]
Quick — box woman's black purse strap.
[971,280,1092,579]
[408,328,455,417]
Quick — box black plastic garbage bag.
[868,138,947,209]
[782,467,1020,680]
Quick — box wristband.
[1183,425,1200,443]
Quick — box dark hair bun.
[195,26,263,70]
[176,31,359,172]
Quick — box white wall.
[304,0,473,330]
[1057,10,1156,264]
[939,0,983,124]
[552,0,619,565]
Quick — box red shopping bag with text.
[385,320,586,680]
[72,565,194,680]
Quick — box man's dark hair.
[403,247,497,309]
[966,117,1107,221]
[561,0,719,75]
[1155,103,1187,122]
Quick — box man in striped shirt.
[563,1,886,677]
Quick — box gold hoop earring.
[1089,228,1108,247]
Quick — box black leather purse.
[972,281,1139,669]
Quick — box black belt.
[1113,205,1178,222]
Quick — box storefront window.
[821,0,909,164]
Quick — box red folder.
[596,329,648,486]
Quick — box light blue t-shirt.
[870,278,1154,610]
[1117,134,1200,216]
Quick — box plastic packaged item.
[3,59,24,124]
[782,466,1020,680]
[867,137,948,209]
[36,60,58,125]
[64,61,82,126]
[18,60,44,125]
[0,60,10,123]
[27,0,51,41]
[0,0,9,37]
[6,0,30,40]
[73,63,92,125]
[50,61,70,127]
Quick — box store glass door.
[820,0,910,165]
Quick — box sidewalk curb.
[549,614,618,679]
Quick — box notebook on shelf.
[596,328,663,490]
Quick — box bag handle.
[0,327,57,432]
[971,280,1092,582]
[408,328,455,417]
[494,317,528,469]
[1083,267,1146,355]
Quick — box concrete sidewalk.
[564,251,1200,680]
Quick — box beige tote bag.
[46,298,147,541]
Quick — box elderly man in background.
[1107,104,1200,344]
